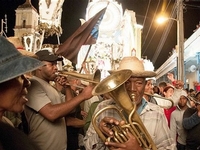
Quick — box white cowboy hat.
[109,56,156,78]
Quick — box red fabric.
[164,106,176,127]
[56,7,107,64]
[172,81,176,86]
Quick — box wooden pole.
[79,44,92,73]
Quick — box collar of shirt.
[137,98,148,115]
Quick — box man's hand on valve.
[99,117,143,150]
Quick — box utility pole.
[177,0,184,81]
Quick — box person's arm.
[183,108,200,129]
[84,101,100,134]
[38,85,94,122]
[170,111,177,143]
[167,73,176,84]
[66,117,85,128]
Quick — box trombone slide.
[144,93,174,109]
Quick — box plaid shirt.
[84,98,176,150]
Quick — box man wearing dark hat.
[24,50,94,150]
[84,56,176,150]
[0,36,42,149]
[183,94,200,150]
[0,36,42,122]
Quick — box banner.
[56,7,107,64]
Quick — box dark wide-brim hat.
[0,36,43,84]
[109,56,156,78]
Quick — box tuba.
[92,69,157,150]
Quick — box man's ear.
[38,66,43,71]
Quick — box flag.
[56,6,107,64]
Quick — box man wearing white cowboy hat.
[84,56,176,150]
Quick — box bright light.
[156,16,168,24]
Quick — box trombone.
[56,69,101,84]
[144,92,174,109]
[188,96,200,105]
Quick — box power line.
[142,0,161,50]
[142,0,151,28]
[152,2,177,64]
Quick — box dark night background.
[0,0,200,69]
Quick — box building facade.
[156,27,200,90]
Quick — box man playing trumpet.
[84,56,176,150]
[24,50,94,150]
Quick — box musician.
[143,78,158,104]
[84,56,176,150]
[182,93,200,150]
[24,50,94,150]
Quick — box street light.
[156,0,184,82]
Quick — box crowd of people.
[1,35,200,150]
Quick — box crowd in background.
[0,36,200,150]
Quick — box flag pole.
[79,44,93,73]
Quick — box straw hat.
[6,37,38,58]
[0,36,43,84]
[109,56,156,78]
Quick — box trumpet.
[56,69,101,84]
[92,69,157,150]
[144,92,174,109]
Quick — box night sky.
[0,0,200,69]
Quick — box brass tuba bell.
[92,69,157,150]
